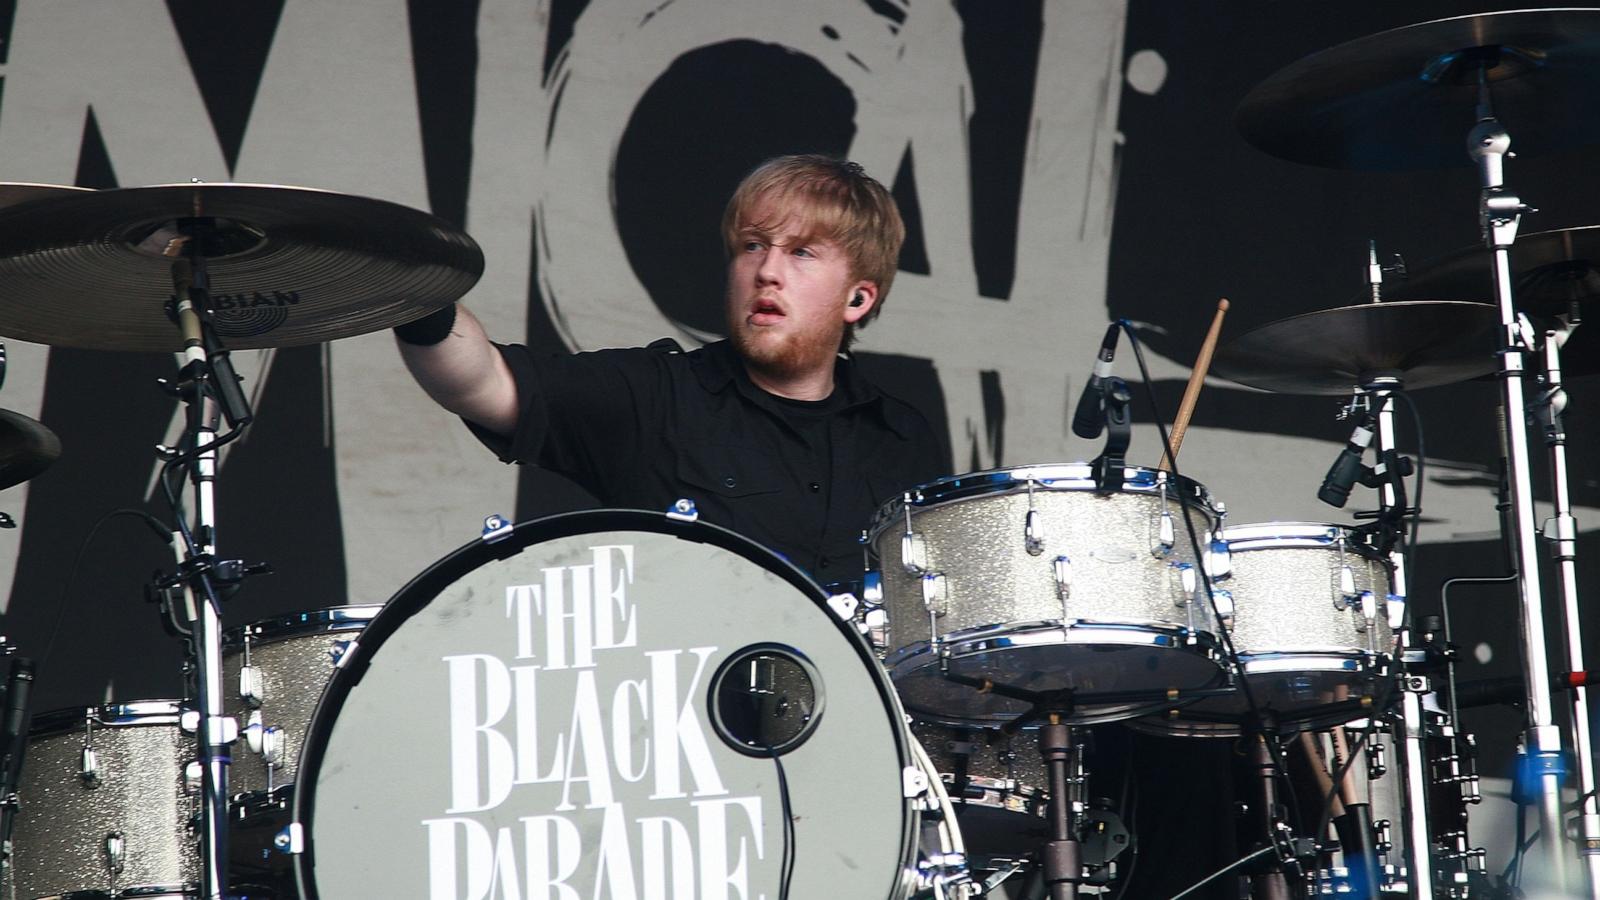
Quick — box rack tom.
[869,464,1226,727]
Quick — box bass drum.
[292,509,970,900]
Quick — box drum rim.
[290,508,922,900]
[28,698,187,736]
[1219,520,1389,558]
[866,462,1219,538]
[223,604,382,650]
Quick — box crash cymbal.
[0,183,483,351]
[0,408,61,490]
[1237,9,1600,169]
[1212,300,1501,394]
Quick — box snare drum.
[292,510,972,900]
[869,465,1225,726]
[1138,522,1397,736]
[10,701,199,899]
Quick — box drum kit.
[0,7,1594,900]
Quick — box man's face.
[724,200,871,381]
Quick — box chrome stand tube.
[1536,324,1600,898]
[1468,92,1569,892]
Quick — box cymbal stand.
[159,241,256,900]
[1533,316,1600,894]
[1463,71,1571,893]
[1357,374,1437,900]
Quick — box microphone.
[0,656,34,796]
[1454,672,1592,709]
[1317,406,1379,508]
[1072,321,1123,439]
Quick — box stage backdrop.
[0,0,1597,886]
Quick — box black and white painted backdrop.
[0,0,1598,883]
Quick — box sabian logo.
[211,291,301,310]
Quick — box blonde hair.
[722,155,905,348]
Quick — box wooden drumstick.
[1160,298,1229,471]
[1298,731,1346,822]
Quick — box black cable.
[1119,323,1299,827]
[766,746,795,899]
[1169,846,1276,900]
[38,507,174,675]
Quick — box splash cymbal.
[1213,300,1501,394]
[1237,9,1600,170]
[0,183,484,351]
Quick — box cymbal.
[0,183,93,209]
[1389,225,1600,316]
[0,183,484,351]
[0,409,61,490]
[1387,226,1600,377]
[1212,300,1501,394]
[1237,9,1600,169]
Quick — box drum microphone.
[1454,671,1592,709]
[0,655,34,798]
[1072,321,1123,439]
[1317,406,1379,508]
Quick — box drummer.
[394,154,949,578]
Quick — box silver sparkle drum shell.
[292,510,956,900]
[10,701,198,899]
[869,465,1225,726]
[1137,522,1397,737]
[223,605,380,794]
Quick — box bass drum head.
[293,510,921,900]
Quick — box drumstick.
[1298,732,1346,822]
[1160,298,1229,471]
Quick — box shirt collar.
[693,340,918,439]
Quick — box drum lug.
[1155,509,1175,557]
[664,498,699,523]
[1367,739,1388,780]
[330,638,358,668]
[1385,592,1406,630]
[1374,818,1393,854]
[921,572,948,617]
[1210,588,1235,628]
[239,663,265,708]
[1338,564,1357,602]
[244,709,266,754]
[1352,590,1377,633]
[184,760,203,795]
[1170,561,1196,608]
[260,725,286,767]
[1024,509,1046,556]
[1207,535,1232,580]
[902,764,930,799]
[104,830,126,876]
[80,745,100,785]
[901,531,928,574]
[1052,555,1072,603]
[479,512,516,542]
[825,590,859,622]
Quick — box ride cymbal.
[0,183,484,351]
[1237,9,1600,170]
[1212,300,1501,394]
[0,409,61,490]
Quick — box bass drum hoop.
[290,508,923,900]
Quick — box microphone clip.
[1091,377,1133,494]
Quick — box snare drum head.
[294,511,920,900]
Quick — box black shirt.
[469,340,947,579]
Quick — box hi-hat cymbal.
[0,183,484,351]
[0,409,61,490]
[1212,300,1501,394]
[1237,9,1600,170]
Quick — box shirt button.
[808,481,821,492]
[723,477,737,488]
[818,560,831,569]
